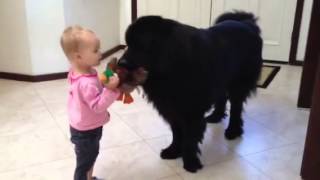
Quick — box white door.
[211,0,297,62]
[138,0,212,28]
[137,0,298,62]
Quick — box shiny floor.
[0,52,308,180]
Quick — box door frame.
[131,0,137,22]
[300,1,320,178]
[297,0,319,109]
[289,0,305,65]
[131,0,305,64]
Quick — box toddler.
[61,25,120,180]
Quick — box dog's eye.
[118,59,140,71]
[118,58,128,67]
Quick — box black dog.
[118,12,263,173]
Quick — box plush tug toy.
[99,58,134,104]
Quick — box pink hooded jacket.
[67,69,120,131]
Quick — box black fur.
[119,11,263,173]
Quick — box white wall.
[120,0,132,44]
[297,0,313,61]
[0,0,121,76]
[1,0,309,76]
[25,0,68,75]
[63,0,120,51]
[0,0,33,74]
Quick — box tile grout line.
[112,110,182,178]
[113,106,301,179]
[238,142,302,159]
[31,84,71,142]
[247,114,303,145]
[240,156,275,180]
[0,156,73,175]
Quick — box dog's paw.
[205,111,227,123]
[160,146,181,159]
[225,126,243,140]
[183,157,203,173]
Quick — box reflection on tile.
[243,143,304,180]
[221,120,292,156]
[32,79,68,104]
[0,104,57,137]
[119,107,171,139]
[180,158,271,180]
[146,132,239,173]
[94,142,175,180]
[0,158,74,180]
[0,127,73,172]
[248,108,309,143]
[100,112,143,149]
[159,175,183,180]
[43,101,70,137]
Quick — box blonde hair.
[60,25,93,59]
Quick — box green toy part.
[103,67,114,83]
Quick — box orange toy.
[117,91,134,104]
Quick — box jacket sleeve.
[79,82,120,113]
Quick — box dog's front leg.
[161,120,182,159]
[181,118,206,173]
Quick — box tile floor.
[0,51,309,180]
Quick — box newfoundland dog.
[117,11,263,172]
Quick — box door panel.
[137,0,297,62]
[138,0,211,28]
[211,0,297,61]
[138,0,179,19]
[177,0,211,28]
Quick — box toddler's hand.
[105,74,120,90]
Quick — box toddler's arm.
[80,82,120,113]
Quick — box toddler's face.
[78,32,102,67]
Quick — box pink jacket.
[67,69,120,131]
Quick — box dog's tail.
[215,11,260,34]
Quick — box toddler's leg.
[70,127,102,180]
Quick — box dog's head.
[106,57,147,93]
[118,16,176,90]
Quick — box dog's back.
[205,12,263,95]
[215,11,260,34]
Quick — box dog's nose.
[118,58,128,67]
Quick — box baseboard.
[0,72,68,82]
[0,45,126,82]
[263,59,303,66]
[101,44,126,60]
[289,61,304,66]
[263,59,289,64]
[258,65,281,88]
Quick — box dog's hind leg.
[206,94,228,123]
[225,89,247,140]
[182,117,206,173]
